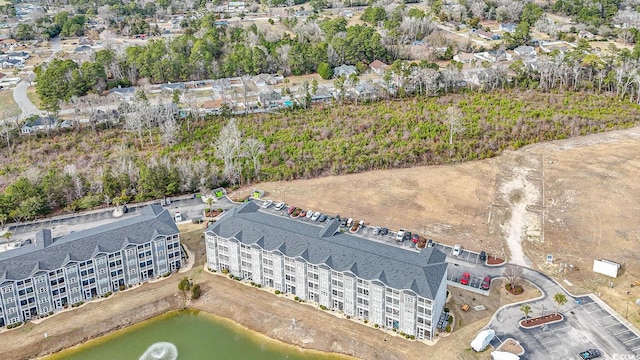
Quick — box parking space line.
[541,338,562,345]
[551,326,570,332]
[614,329,631,336]
[605,322,620,328]
[623,336,639,343]
[632,346,640,352]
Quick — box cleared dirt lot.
[235,126,640,328]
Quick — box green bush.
[221,268,229,274]
[364,319,368,324]
[7,322,23,329]
[445,324,451,333]
[275,290,281,295]
[191,284,202,299]
[294,296,299,301]
[374,323,379,328]
[447,316,453,325]
[119,285,126,291]
[320,305,327,310]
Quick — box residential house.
[539,41,577,54]
[21,116,57,134]
[108,86,136,101]
[205,202,448,341]
[252,73,278,87]
[578,30,595,39]
[78,37,93,46]
[475,30,500,41]
[1,58,23,69]
[161,82,186,93]
[453,52,476,64]
[514,46,536,57]
[499,23,517,33]
[369,60,387,75]
[474,50,509,63]
[333,64,357,78]
[73,45,93,53]
[6,51,30,61]
[227,1,245,12]
[0,205,182,328]
[0,39,17,49]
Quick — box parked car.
[396,230,405,242]
[479,250,487,261]
[311,211,321,221]
[122,205,129,213]
[481,276,491,290]
[578,349,601,360]
[380,227,389,235]
[452,244,461,256]
[346,218,353,227]
[287,206,297,215]
[411,234,420,244]
[262,200,273,209]
[373,226,381,235]
[274,202,286,210]
[318,214,327,222]
[306,210,314,219]
[174,212,183,222]
[340,218,348,226]
[299,210,307,217]
[24,239,32,245]
[460,272,471,285]
[403,231,412,242]
[427,239,434,247]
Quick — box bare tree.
[446,106,465,144]
[504,264,523,287]
[242,138,265,182]
[214,118,244,185]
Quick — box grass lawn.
[26,86,42,110]
[0,90,20,119]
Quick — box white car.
[262,200,273,208]
[452,244,461,257]
[306,210,314,219]
[174,212,183,223]
[274,202,285,210]
[311,211,321,221]
[396,230,405,242]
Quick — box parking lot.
[4,195,210,244]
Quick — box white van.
[174,212,183,222]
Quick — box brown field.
[233,126,640,327]
[0,89,20,119]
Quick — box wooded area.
[1,90,639,224]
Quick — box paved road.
[12,36,60,118]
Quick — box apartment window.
[40,297,48,304]
[5,297,13,303]
[2,287,11,294]
[7,308,16,314]
[39,288,46,293]
[71,287,79,293]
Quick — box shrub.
[275,290,281,295]
[374,323,379,328]
[320,305,327,310]
[346,315,351,319]
[119,285,126,291]
[410,335,415,340]
[445,325,451,333]
[364,319,368,324]
[444,307,450,313]
[447,316,453,324]
[102,291,112,298]
[294,296,299,301]
[191,284,202,299]
[229,274,234,279]
[7,322,23,329]
[221,268,229,274]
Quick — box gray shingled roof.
[0,205,178,283]
[208,202,447,299]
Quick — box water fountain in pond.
[139,342,178,360]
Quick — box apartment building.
[0,205,181,328]
[205,202,448,340]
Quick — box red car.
[411,234,420,243]
[481,276,491,290]
[287,206,297,215]
[460,272,471,286]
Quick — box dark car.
[403,231,412,242]
[579,349,601,360]
[341,218,348,227]
[427,239,434,247]
[24,239,33,245]
[373,226,381,235]
[481,276,491,290]
[318,214,327,222]
[380,227,389,235]
[479,250,487,261]
[122,205,129,213]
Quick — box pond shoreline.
[0,269,434,360]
